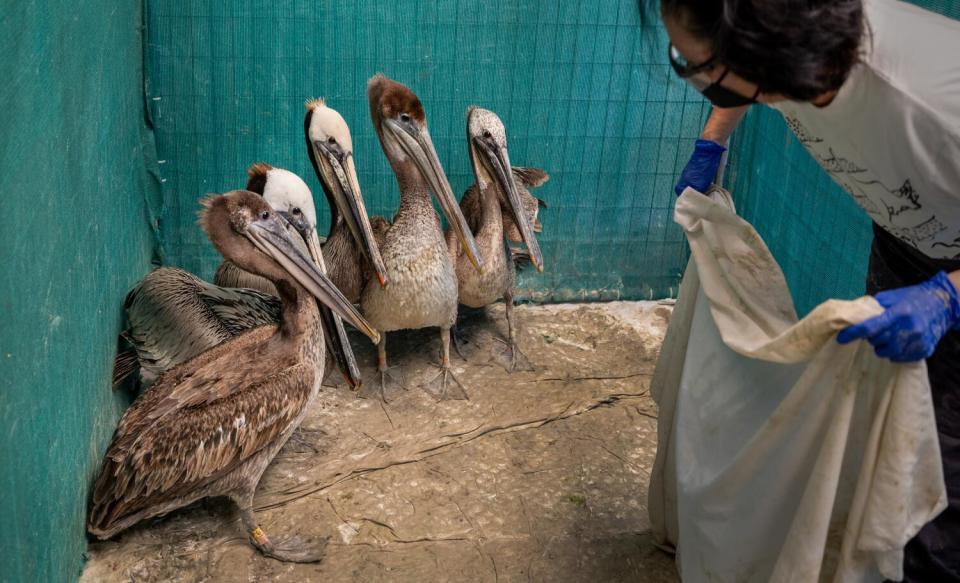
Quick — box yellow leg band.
[251,526,270,546]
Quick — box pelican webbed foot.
[491,336,534,373]
[422,327,469,401]
[358,335,406,403]
[421,363,469,401]
[238,501,326,563]
[359,366,406,403]
[321,365,347,389]
[494,292,534,372]
[251,530,328,563]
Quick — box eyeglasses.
[667,43,760,108]
[668,43,718,81]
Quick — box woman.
[661,0,960,579]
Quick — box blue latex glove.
[675,139,727,196]
[837,271,960,362]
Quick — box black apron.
[869,223,960,582]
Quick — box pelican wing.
[123,267,284,384]
[89,338,312,535]
[124,268,235,380]
[511,166,549,189]
[459,166,548,245]
[213,259,277,295]
[199,285,281,335]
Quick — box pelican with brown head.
[90,190,378,562]
[360,74,483,401]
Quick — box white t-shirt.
[772,0,960,259]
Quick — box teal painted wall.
[145,0,712,302]
[0,1,160,581]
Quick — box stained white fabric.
[648,188,946,582]
[771,0,960,259]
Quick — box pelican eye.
[327,136,336,145]
[292,207,302,216]
[260,211,270,220]
[483,130,493,139]
[399,113,411,123]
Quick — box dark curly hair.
[657,0,867,102]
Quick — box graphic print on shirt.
[784,114,954,257]
[784,116,823,145]
[932,236,960,254]
[885,216,948,249]
[818,148,866,174]
[851,178,923,221]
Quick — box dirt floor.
[81,301,678,583]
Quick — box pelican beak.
[245,215,380,345]
[276,211,363,388]
[384,118,484,273]
[312,140,389,287]
[276,210,328,274]
[305,228,326,274]
[474,136,543,272]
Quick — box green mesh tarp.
[0,1,160,582]
[724,108,875,316]
[144,0,959,310]
[145,0,712,302]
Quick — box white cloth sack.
[648,188,946,582]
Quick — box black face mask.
[699,69,762,108]
[668,44,761,109]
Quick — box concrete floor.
[82,301,678,583]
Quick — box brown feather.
[88,322,314,535]
[214,260,277,295]
[111,348,139,387]
[367,74,426,124]
[246,162,273,180]
[511,166,550,189]
[304,97,326,111]
[245,163,273,195]
[460,166,547,244]
[371,216,390,250]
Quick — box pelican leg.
[359,334,405,402]
[422,327,469,401]
[236,497,326,563]
[492,291,534,372]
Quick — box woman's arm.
[674,106,751,195]
[700,106,749,145]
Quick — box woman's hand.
[674,106,747,196]
[675,139,726,196]
[837,271,960,362]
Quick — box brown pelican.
[448,107,544,372]
[304,99,389,302]
[361,74,483,401]
[213,163,366,386]
[89,190,380,562]
[213,164,317,292]
[460,165,548,266]
[116,164,368,389]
